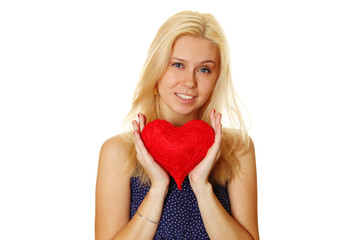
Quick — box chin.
[172,106,197,117]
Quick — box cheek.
[157,73,169,93]
[198,79,216,98]
[158,70,176,90]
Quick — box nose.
[181,70,197,88]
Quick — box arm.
[227,138,259,240]
[189,110,259,240]
[95,115,169,240]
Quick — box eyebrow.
[170,57,216,65]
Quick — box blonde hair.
[122,10,250,185]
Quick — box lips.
[175,93,196,100]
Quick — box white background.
[1,0,359,239]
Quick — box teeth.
[176,93,194,100]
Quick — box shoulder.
[98,132,134,176]
[100,133,132,158]
[222,128,254,157]
[212,128,254,185]
[222,128,256,177]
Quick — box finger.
[135,145,143,164]
[213,130,222,151]
[206,121,222,153]
[212,115,222,158]
[133,129,153,161]
[132,120,140,133]
[210,109,216,130]
[215,113,222,133]
[215,115,222,142]
[133,132,143,163]
[133,130,149,168]
[215,149,222,160]
[138,113,146,132]
[133,121,144,156]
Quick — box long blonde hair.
[122,11,250,185]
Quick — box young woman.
[95,11,259,240]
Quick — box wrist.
[190,181,213,197]
[149,183,169,199]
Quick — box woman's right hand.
[133,113,170,191]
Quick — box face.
[157,35,220,125]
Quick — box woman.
[95,11,259,240]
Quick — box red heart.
[141,119,215,190]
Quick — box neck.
[159,112,197,127]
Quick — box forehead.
[171,35,219,63]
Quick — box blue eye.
[172,63,183,68]
[199,67,211,73]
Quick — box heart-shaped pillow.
[141,119,215,190]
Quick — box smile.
[175,93,195,100]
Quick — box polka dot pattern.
[130,176,231,239]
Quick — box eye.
[172,62,183,68]
[199,67,211,73]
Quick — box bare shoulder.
[98,133,135,173]
[236,136,255,169]
[100,133,132,158]
[222,128,255,164]
[221,127,256,179]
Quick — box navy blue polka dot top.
[130,176,231,239]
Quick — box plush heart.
[141,119,215,190]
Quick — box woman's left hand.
[189,109,222,192]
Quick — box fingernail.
[138,114,140,119]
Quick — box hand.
[189,109,222,191]
[133,113,170,191]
